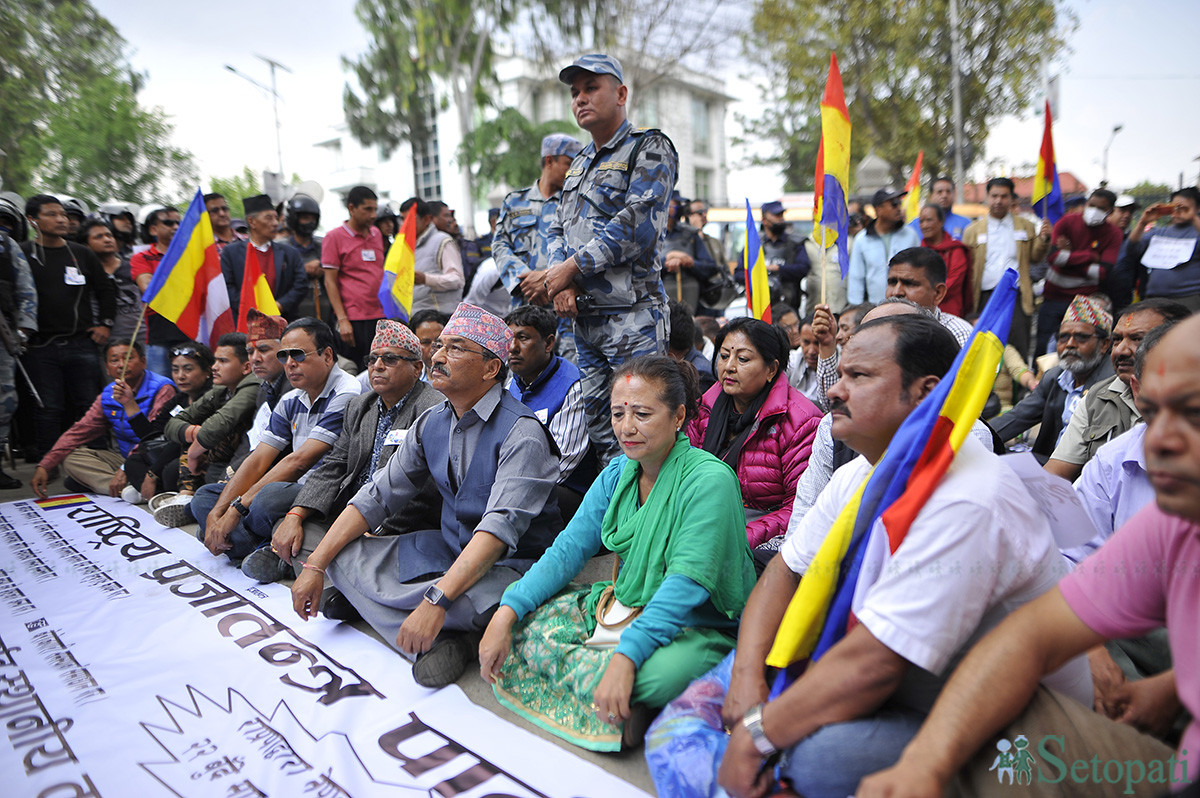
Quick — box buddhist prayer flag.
[378,205,416,323]
[903,151,924,223]
[813,52,852,277]
[236,244,281,334]
[1033,101,1064,225]
[140,189,234,346]
[742,200,771,323]
[765,267,1021,693]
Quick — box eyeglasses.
[208,206,230,214]
[430,340,488,359]
[161,219,181,227]
[1060,331,1098,344]
[365,352,420,367]
[887,199,904,209]
[275,348,320,364]
[171,346,200,358]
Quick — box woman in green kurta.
[479,355,756,751]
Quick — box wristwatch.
[423,585,453,610]
[231,496,250,518]
[742,703,778,757]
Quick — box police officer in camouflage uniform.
[496,132,584,360]
[0,231,38,488]
[539,54,678,464]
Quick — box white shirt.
[983,214,1019,292]
[780,436,1092,709]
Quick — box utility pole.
[948,0,965,201]
[1101,124,1123,188]
[224,55,293,178]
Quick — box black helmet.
[286,194,321,235]
[60,196,90,221]
[0,192,27,241]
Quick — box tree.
[344,0,517,224]
[0,0,195,203]
[207,168,264,220]
[1124,180,1173,207]
[455,109,579,200]
[745,0,1075,187]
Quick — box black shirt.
[21,240,116,342]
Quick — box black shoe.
[62,476,87,493]
[321,591,362,623]
[0,469,20,490]
[241,546,293,584]
[411,633,479,689]
[621,703,657,749]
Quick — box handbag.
[583,558,643,649]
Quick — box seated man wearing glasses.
[188,317,364,579]
[993,295,1114,460]
[290,303,562,689]
[248,320,445,587]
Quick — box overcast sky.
[93,0,1200,205]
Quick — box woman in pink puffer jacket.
[686,317,822,550]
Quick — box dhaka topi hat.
[442,303,513,362]
[559,54,624,85]
[246,308,287,344]
[1062,295,1112,337]
[372,319,421,358]
[541,133,583,159]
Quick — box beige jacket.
[961,215,1050,316]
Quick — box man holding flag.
[647,313,1090,798]
[220,194,307,322]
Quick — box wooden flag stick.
[118,303,148,383]
[820,226,828,308]
[676,267,683,303]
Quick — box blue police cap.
[540,133,584,159]
[559,54,624,85]
[761,200,786,216]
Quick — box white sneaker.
[153,494,194,529]
[148,491,178,513]
[121,485,145,505]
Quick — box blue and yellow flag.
[378,206,416,322]
[766,267,1020,695]
[813,53,852,277]
[743,201,771,322]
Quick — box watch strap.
[743,703,778,757]
[424,585,452,610]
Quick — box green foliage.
[0,0,195,203]
[1124,180,1173,206]
[745,0,1074,186]
[208,168,263,220]
[456,110,579,199]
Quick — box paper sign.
[1001,452,1100,548]
[1142,235,1197,270]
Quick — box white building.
[306,55,733,237]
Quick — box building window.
[414,111,441,200]
[692,98,710,155]
[694,168,712,203]
[637,89,659,129]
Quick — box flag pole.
[118,303,148,383]
[676,267,682,303]
[820,226,828,307]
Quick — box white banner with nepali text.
[0,494,648,798]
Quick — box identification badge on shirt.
[361,249,377,262]
[976,234,988,244]
[64,266,86,286]
[535,408,549,423]
[384,429,407,446]
[1014,230,1029,241]
[169,405,186,417]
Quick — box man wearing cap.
[189,317,363,580]
[252,319,445,586]
[220,194,309,321]
[228,309,290,474]
[540,54,678,464]
[847,187,922,304]
[993,295,1115,460]
[496,132,583,308]
[291,303,562,688]
[736,200,809,309]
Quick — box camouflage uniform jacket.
[493,180,561,304]
[0,232,37,332]
[547,120,678,315]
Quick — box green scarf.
[588,433,755,620]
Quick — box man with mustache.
[290,303,562,689]
[1046,298,1191,482]
[993,295,1114,460]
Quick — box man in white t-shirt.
[646,315,1090,798]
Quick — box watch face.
[424,586,446,606]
